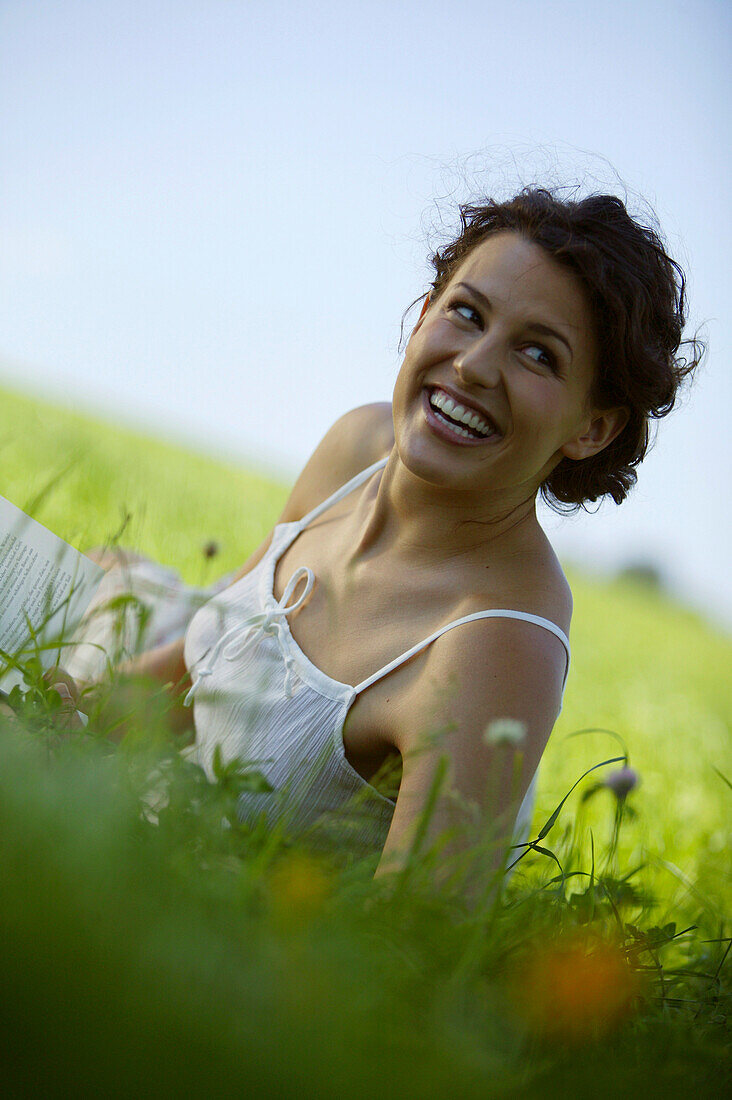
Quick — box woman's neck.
[343,449,541,572]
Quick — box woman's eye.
[522,344,556,371]
[450,301,481,325]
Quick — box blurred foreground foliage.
[0,699,729,1097]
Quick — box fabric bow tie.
[184,566,315,705]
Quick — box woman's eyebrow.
[452,281,575,361]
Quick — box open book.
[0,495,104,696]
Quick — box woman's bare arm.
[375,615,568,897]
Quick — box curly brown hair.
[412,187,704,512]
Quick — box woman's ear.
[412,294,432,333]
[560,406,629,462]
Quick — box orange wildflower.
[267,851,332,925]
[511,934,640,1042]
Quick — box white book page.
[0,496,105,694]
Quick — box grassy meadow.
[0,382,729,1095]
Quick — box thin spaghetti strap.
[297,456,389,531]
[352,609,571,696]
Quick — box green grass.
[1,381,730,1095]
[553,572,731,905]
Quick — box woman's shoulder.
[332,401,395,467]
[421,546,572,712]
[458,530,573,639]
[285,402,394,522]
[393,543,572,760]
[507,536,573,636]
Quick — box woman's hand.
[0,696,19,725]
[35,657,194,743]
[40,666,155,740]
[41,667,88,731]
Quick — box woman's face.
[392,230,606,503]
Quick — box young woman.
[30,187,700,879]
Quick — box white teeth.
[429,389,494,437]
[433,408,472,437]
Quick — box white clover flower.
[483,718,527,747]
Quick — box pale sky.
[1,0,730,627]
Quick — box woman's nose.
[453,333,504,389]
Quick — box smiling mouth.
[424,387,502,443]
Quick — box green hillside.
[0,383,289,584]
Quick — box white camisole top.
[183,457,571,859]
